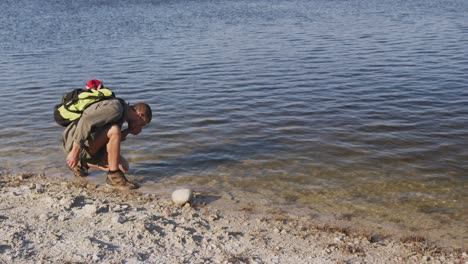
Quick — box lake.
[0,0,467,247]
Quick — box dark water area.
[0,0,467,246]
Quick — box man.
[63,96,152,189]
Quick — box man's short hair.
[133,103,152,124]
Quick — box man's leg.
[87,124,138,189]
[87,125,128,172]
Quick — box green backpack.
[54,88,115,127]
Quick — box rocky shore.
[0,172,466,263]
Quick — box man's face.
[129,112,148,131]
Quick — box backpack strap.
[116,98,129,127]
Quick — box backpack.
[54,88,115,127]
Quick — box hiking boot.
[68,165,88,178]
[106,170,138,189]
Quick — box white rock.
[171,189,194,206]
[81,204,97,216]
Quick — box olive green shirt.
[62,99,127,158]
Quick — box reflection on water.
[0,0,467,247]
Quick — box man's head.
[131,102,152,126]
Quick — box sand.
[0,172,466,264]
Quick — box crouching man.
[63,98,152,189]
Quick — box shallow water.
[0,0,467,246]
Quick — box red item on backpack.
[85,79,103,90]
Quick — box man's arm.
[66,142,81,168]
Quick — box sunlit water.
[0,0,467,246]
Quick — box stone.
[81,204,97,216]
[59,197,75,210]
[171,189,194,206]
[112,215,125,224]
[36,183,45,193]
[163,208,172,217]
[39,213,49,221]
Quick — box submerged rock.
[171,189,194,206]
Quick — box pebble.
[112,215,126,224]
[81,204,97,215]
[39,213,49,221]
[112,205,121,212]
[209,212,220,221]
[163,208,172,218]
[18,174,31,181]
[252,257,263,264]
[36,183,45,193]
[334,236,344,243]
[422,256,431,261]
[171,189,194,206]
[59,197,75,210]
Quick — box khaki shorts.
[80,127,109,167]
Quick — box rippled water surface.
[1,0,467,246]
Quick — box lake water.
[0,0,467,247]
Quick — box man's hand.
[66,142,80,168]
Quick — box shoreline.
[0,172,466,263]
